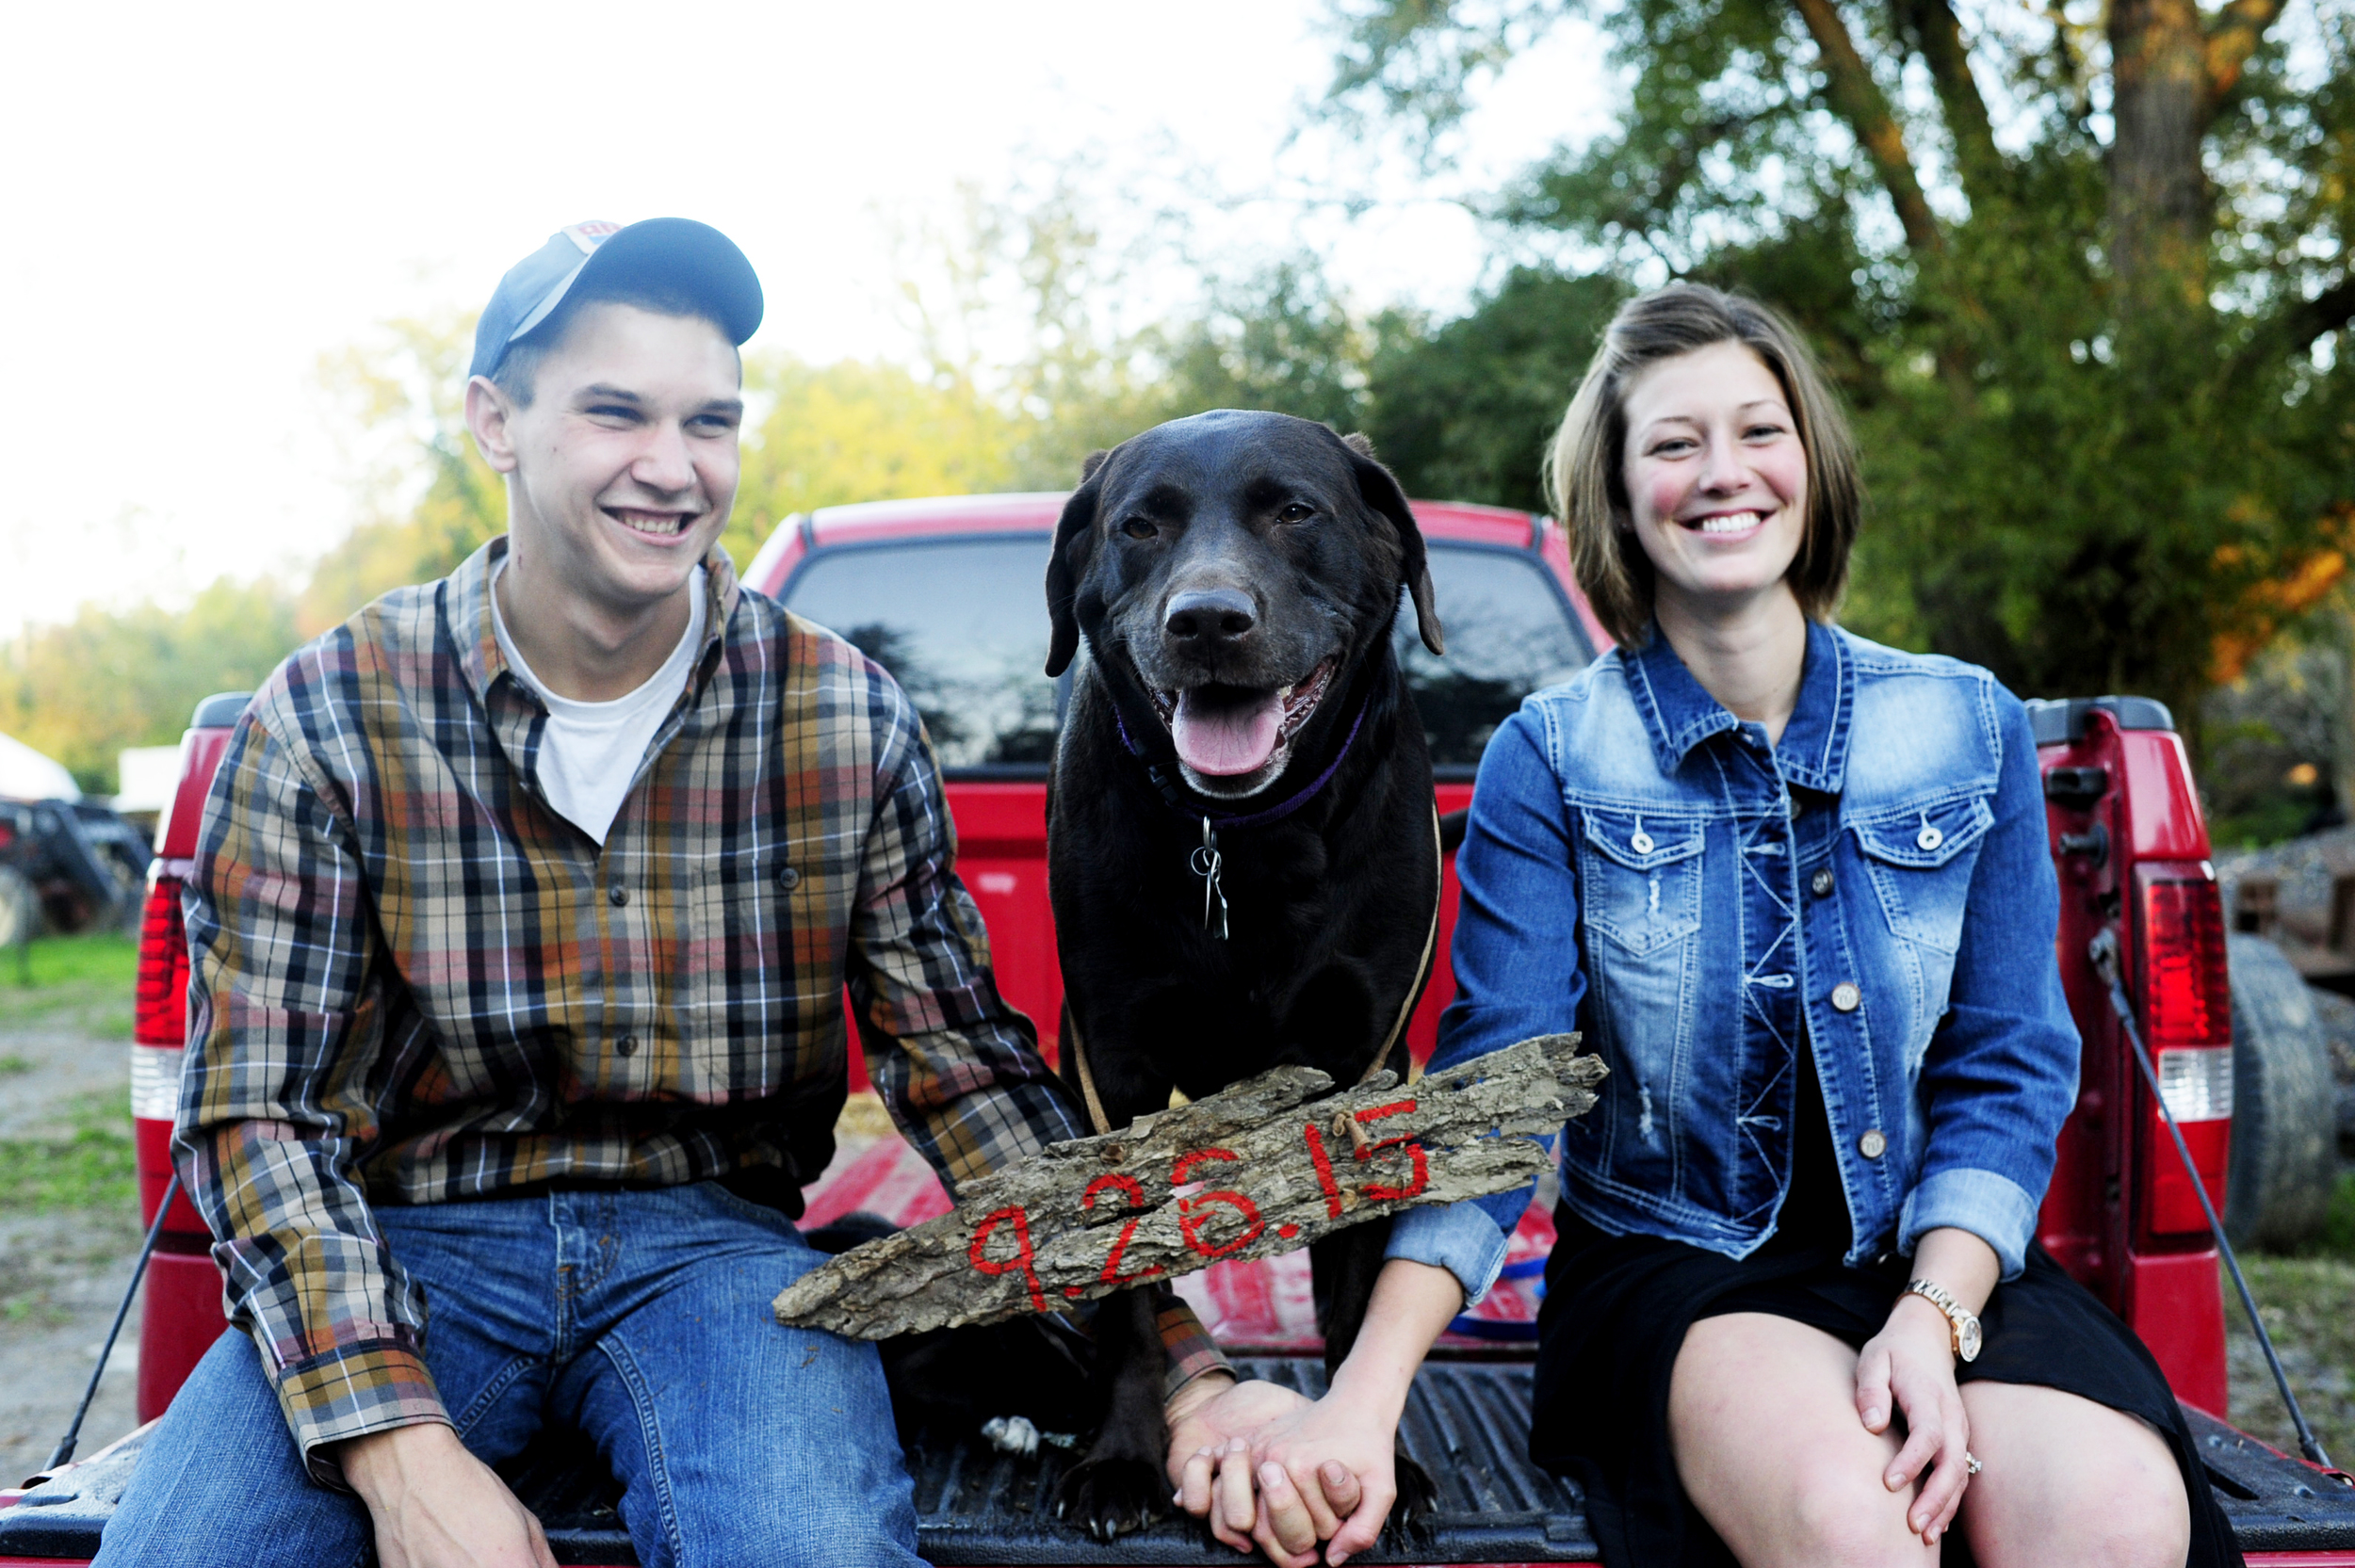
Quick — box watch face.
[1957,1317,1983,1362]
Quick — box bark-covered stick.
[775,1033,1604,1340]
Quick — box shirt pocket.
[1577,808,1706,956]
[1848,793,1996,954]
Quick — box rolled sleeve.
[1382,709,1586,1305]
[1908,690,2082,1279]
[1385,1200,1510,1306]
[1898,1165,2043,1280]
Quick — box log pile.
[775,1033,1604,1339]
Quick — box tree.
[1326,0,2355,721]
[0,578,300,792]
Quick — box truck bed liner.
[9,1364,2352,1564]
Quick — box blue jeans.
[95,1182,922,1567]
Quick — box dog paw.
[1385,1453,1439,1546]
[1052,1455,1170,1542]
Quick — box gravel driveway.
[0,942,145,1485]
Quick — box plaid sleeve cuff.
[267,1334,450,1489]
[1157,1299,1233,1400]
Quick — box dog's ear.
[1340,431,1443,656]
[1046,445,1117,676]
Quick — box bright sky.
[0,1,1608,638]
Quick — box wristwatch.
[1904,1279,1983,1363]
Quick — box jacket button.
[1811,868,1835,897]
[776,865,801,891]
[1831,981,1861,1012]
[609,881,628,907]
[616,1035,638,1057]
[1859,1128,1887,1158]
[1630,831,1654,854]
[1917,825,1944,851]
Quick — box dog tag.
[1191,817,1229,941]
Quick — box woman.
[1204,284,2238,1568]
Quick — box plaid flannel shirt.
[179,538,1227,1483]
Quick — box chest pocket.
[1849,794,1995,954]
[1578,808,1706,956]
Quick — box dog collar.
[1113,695,1371,832]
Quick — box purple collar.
[1114,696,1371,831]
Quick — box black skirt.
[1527,1206,2246,1567]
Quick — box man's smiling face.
[484,300,743,617]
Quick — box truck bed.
[8,1363,2352,1566]
[8,1132,2352,1565]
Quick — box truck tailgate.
[8,1126,2350,1565]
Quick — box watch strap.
[1904,1278,1981,1362]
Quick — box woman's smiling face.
[1619,339,1809,622]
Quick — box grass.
[2227,1171,2355,1464]
[0,932,139,1031]
[0,1090,138,1214]
[0,931,139,991]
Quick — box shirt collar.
[445,535,744,710]
[1623,618,1852,789]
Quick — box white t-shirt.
[490,562,707,845]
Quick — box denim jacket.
[1387,621,2079,1302]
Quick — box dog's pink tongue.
[1172,689,1283,776]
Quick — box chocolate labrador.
[1043,410,1447,1542]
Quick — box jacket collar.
[1623,618,1852,791]
[445,534,743,710]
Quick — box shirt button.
[1859,1128,1888,1159]
[616,1035,638,1057]
[1811,868,1835,897]
[1831,981,1862,1012]
[609,881,629,907]
[775,865,801,891]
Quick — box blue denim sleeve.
[1896,688,2082,1279]
[1385,706,1589,1303]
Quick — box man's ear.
[1340,432,1443,655]
[464,375,523,476]
[1046,446,1118,676]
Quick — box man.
[95,218,1310,1568]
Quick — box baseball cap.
[469,218,765,381]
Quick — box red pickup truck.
[5,493,2351,1565]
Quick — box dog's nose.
[1164,589,1257,646]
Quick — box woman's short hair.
[1545,283,1861,646]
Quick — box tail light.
[133,866,204,1235]
[2134,864,2232,1237]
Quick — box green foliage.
[302,312,503,634]
[1325,0,2355,716]
[0,581,299,792]
[1362,268,1629,509]
[730,358,1020,564]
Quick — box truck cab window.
[780,536,1588,777]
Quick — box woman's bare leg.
[1669,1313,1939,1568]
[1957,1381,2188,1568]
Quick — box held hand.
[338,1422,557,1568]
[1167,1375,1324,1562]
[1232,1382,1402,1566]
[1855,1295,1973,1547]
